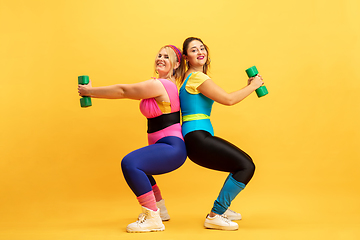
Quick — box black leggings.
[184,130,255,184]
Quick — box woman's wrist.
[87,87,95,97]
[246,84,258,92]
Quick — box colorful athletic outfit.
[179,72,255,215]
[121,78,187,199]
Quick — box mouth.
[156,62,165,67]
[197,56,205,60]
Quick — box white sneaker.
[156,199,170,221]
[224,208,242,221]
[138,199,170,221]
[127,207,165,233]
[204,214,238,231]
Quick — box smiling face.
[155,48,172,77]
[185,40,208,69]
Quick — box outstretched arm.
[78,79,164,100]
[197,75,264,106]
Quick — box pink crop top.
[139,79,183,145]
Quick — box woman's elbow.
[222,97,236,106]
[115,85,126,98]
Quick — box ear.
[174,62,180,70]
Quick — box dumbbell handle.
[78,75,92,108]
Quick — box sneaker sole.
[227,216,242,221]
[126,226,165,233]
[204,222,238,231]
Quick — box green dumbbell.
[78,75,92,108]
[245,66,268,98]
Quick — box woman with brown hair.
[179,37,264,230]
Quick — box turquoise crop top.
[179,72,214,136]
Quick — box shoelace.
[220,214,232,223]
[226,209,237,214]
[137,212,148,224]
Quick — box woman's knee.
[240,153,255,174]
[121,154,135,172]
[248,160,256,175]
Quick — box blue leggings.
[121,136,187,197]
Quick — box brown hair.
[182,37,211,80]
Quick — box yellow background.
[1,0,359,239]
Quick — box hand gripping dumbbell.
[78,75,92,108]
[245,66,268,98]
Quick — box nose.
[198,48,205,55]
